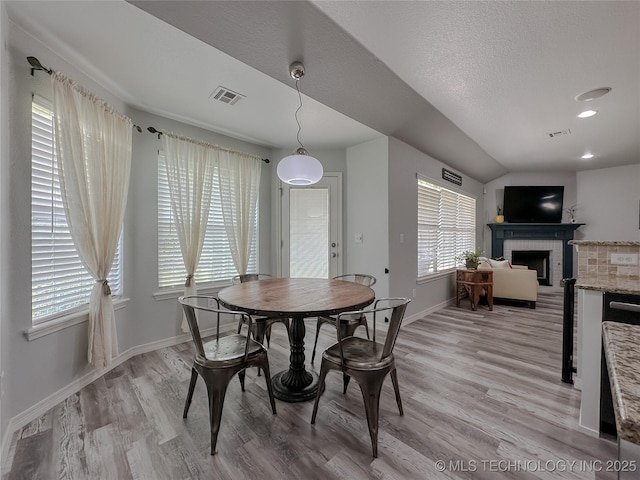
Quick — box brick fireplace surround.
[488,223,584,287]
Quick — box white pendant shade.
[277,150,323,185]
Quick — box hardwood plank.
[2,290,618,479]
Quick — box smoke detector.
[210,86,245,106]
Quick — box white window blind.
[417,175,476,278]
[157,152,258,288]
[289,187,329,278]
[31,98,122,323]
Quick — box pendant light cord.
[295,78,304,150]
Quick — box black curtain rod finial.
[27,56,52,76]
[147,126,162,139]
[133,125,142,133]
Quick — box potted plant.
[457,248,484,269]
[495,206,504,224]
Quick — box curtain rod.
[28,56,143,133]
[147,127,270,163]
[27,56,51,76]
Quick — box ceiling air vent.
[210,86,245,106]
[547,129,572,138]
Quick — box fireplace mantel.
[488,223,584,279]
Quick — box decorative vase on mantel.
[494,206,505,224]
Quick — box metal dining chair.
[232,274,290,348]
[311,273,377,363]
[311,297,411,458]
[178,296,277,455]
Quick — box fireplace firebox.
[512,250,551,285]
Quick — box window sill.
[153,283,229,302]
[417,269,456,285]
[25,297,130,341]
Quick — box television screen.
[503,186,564,223]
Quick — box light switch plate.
[611,253,639,266]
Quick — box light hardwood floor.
[3,290,617,479]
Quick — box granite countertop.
[569,240,640,246]
[602,322,640,444]
[576,275,640,295]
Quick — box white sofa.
[478,260,538,308]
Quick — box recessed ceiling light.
[578,110,597,118]
[581,153,594,159]
[575,87,611,102]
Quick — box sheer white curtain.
[162,133,217,332]
[51,72,132,368]
[218,151,262,275]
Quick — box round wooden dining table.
[218,277,375,402]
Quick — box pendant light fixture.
[277,61,323,185]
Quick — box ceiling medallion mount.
[289,61,305,80]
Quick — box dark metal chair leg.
[204,371,233,455]
[238,369,246,391]
[311,360,330,424]
[183,368,198,418]
[265,325,271,348]
[252,322,268,376]
[343,373,351,394]
[259,354,277,414]
[311,319,324,364]
[390,368,403,415]
[357,373,385,458]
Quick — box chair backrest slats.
[231,273,272,285]
[379,298,409,359]
[333,273,376,287]
[336,297,410,362]
[179,296,208,357]
[179,296,253,362]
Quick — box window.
[31,97,122,323]
[157,153,258,289]
[417,175,476,278]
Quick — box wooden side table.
[456,269,493,311]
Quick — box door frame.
[276,172,342,279]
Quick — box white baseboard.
[402,298,454,326]
[1,323,233,468]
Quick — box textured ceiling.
[314,1,640,174]
[7,1,640,183]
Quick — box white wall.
[576,164,640,241]
[2,20,273,446]
[482,171,578,253]
[0,0,9,447]
[3,20,132,445]
[387,138,485,318]
[345,137,389,297]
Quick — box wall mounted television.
[503,185,564,223]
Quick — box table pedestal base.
[272,370,319,402]
[270,316,320,402]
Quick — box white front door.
[280,174,341,279]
